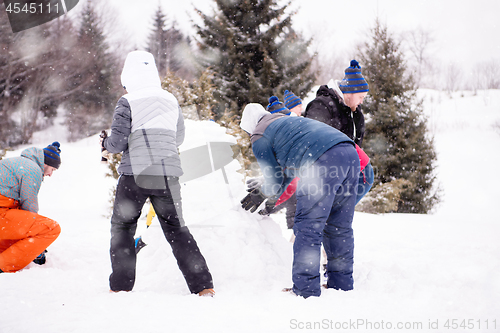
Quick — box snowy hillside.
[1,90,499,333]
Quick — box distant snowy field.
[1,90,499,333]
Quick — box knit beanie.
[266,96,291,115]
[339,60,369,94]
[43,142,61,169]
[283,90,302,109]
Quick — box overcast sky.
[103,0,499,73]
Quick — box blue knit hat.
[266,96,291,115]
[283,90,302,109]
[43,142,61,169]
[339,60,369,94]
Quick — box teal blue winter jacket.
[251,114,354,197]
[0,147,44,213]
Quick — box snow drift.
[1,90,499,333]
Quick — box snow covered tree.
[359,21,440,214]
[147,6,169,77]
[0,10,24,146]
[147,6,194,80]
[65,0,119,141]
[0,8,81,146]
[194,0,316,118]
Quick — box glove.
[246,177,264,191]
[258,198,278,215]
[99,130,108,148]
[241,188,266,213]
[99,130,109,163]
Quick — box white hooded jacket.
[104,51,185,183]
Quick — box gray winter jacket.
[104,51,185,178]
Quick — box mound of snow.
[1,90,500,333]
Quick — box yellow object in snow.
[146,205,156,227]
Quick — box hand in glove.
[99,130,108,148]
[99,130,110,163]
[246,177,264,191]
[241,188,266,213]
[258,198,278,215]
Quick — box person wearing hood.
[0,142,62,273]
[240,103,359,298]
[101,51,214,296]
[304,60,374,204]
[248,95,297,228]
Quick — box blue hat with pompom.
[339,60,369,94]
[283,90,302,109]
[43,142,61,169]
[266,96,291,115]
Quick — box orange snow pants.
[0,194,61,272]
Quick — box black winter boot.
[33,250,48,265]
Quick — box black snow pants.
[109,175,213,293]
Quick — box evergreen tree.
[0,11,79,146]
[359,21,440,213]
[194,0,316,118]
[66,0,118,141]
[0,11,24,146]
[147,6,169,77]
[15,20,77,143]
[165,23,194,80]
[147,6,193,80]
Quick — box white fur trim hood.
[327,79,345,104]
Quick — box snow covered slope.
[1,90,499,333]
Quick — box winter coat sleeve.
[252,138,290,198]
[353,106,365,146]
[19,170,42,213]
[176,106,185,147]
[104,97,132,154]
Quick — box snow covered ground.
[1,90,499,333]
